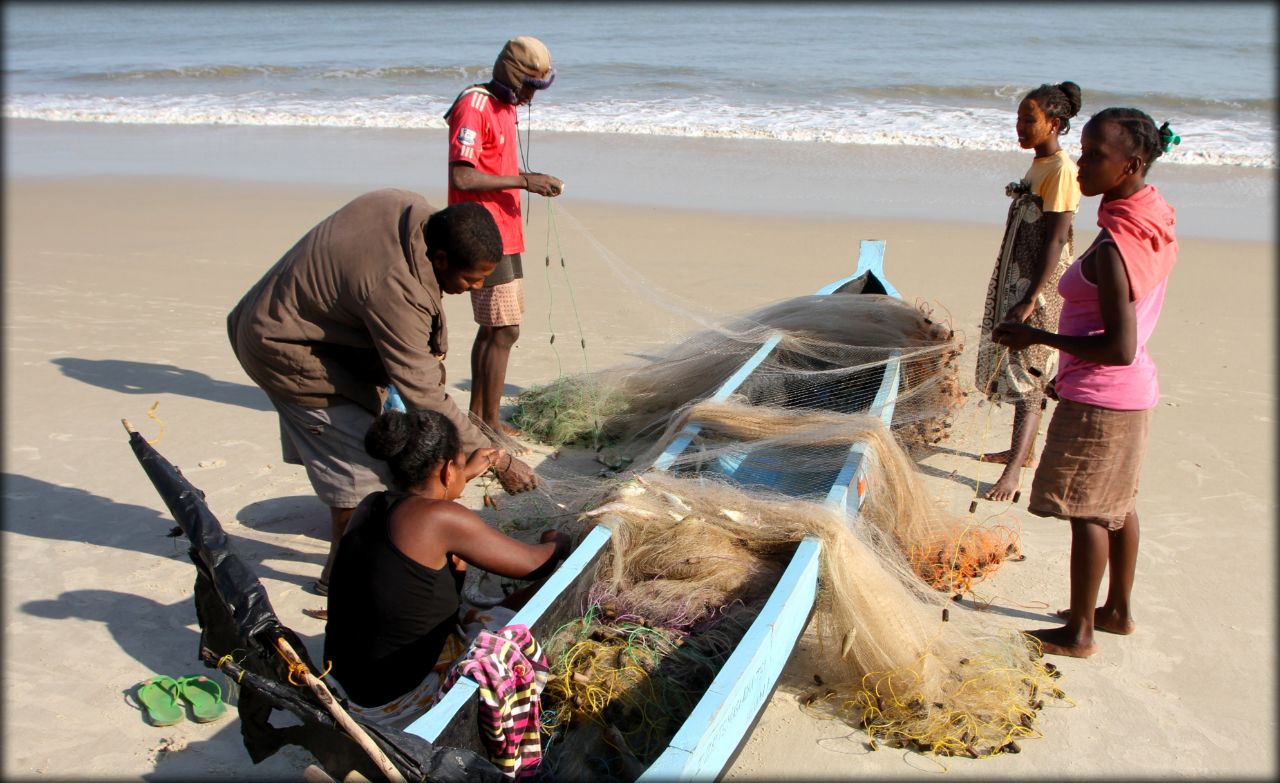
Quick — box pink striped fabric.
[437,624,550,779]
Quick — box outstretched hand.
[494,455,538,494]
[524,172,564,197]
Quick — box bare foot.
[1055,607,1136,635]
[983,467,1021,501]
[1024,626,1097,658]
[498,422,524,438]
[979,449,1035,467]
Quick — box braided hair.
[1024,81,1083,136]
[1088,107,1170,174]
[365,409,462,490]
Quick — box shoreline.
[6,118,1274,241]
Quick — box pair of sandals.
[136,674,226,726]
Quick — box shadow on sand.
[53,357,274,412]
[953,595,1059,626]
[450,377,523,397]
[3,473,321,587]
[236,494,330,538]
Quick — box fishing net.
[484,285,1058,778]
[657,400,1022,596]
[527,467,1053,777]
[512,292,964,455]
[536,604,759,780]
[511,292,1017,594]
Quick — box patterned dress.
[975,180,1074,404]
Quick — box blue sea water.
[3,2,1275,167]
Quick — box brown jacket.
[227,188,490,454]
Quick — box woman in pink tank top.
[992,108,1180,658]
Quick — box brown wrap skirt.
[1028,398,1152,530]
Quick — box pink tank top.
[1054,239,1168,410]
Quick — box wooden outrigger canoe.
[405,240,905,780]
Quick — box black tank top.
[323,491,464,707]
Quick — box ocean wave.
[61,60,1277,115]
[68,62,498,83]
[316,64,489,81]
[5,93,1272,168]
[72,64,302,81]
[829,83,1276,114]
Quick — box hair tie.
[1159,121,1181,153]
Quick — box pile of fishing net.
[490,286,1054,776]
[536,602,759,780]
[511,293,964,455]
[525,402,1047,779]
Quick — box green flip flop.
[137,675,184,726]
[176,674,226,723]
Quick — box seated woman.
[323,408,570,723]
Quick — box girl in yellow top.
[976,81,1083,501]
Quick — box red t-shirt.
[446,86,523,255]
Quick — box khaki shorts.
[470,278,525,327]
[1028,398,1151,530]
[273,398,393,509]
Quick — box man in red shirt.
[446,36,563,438]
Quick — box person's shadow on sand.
[22,590,211,681]
[236,495,332,537]
[2,473,320,587]
[52,357,273,412]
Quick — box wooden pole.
[273,637,408,783]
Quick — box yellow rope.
[285,659,311,687]
[215,654,245,683]
[280,654,334,686]
[145,400,165,445]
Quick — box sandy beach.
[3,121,1275,780]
